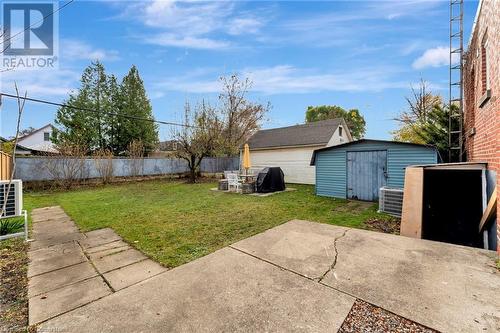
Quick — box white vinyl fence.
[14,156,239,181]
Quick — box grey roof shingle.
[247,118,343,149]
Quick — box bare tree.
[0,83,25,217]
[395,79,442,124]
[218,74,269,156]
[43,141,87,189]
[174,101,221,183]
[127,140,144,177]
[93,148,114,183]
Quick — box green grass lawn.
[24,180,391,268]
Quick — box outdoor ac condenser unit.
[379,187,404,217]
[0,180,23,218]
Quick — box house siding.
[316,150,346,197]
[249,145,323,184]
[386,148,438,188]
[314,141,437,199]
[244,120,353,185]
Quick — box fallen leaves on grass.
[364,217,401,234]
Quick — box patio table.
[239,174,256,182]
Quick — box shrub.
[42,141,87,189]
[93,149,114,183]
[127,140,144,177]
[0,218,24,236]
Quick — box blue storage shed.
[310,139,438,201]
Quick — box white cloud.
[144,33,230,50]
[121,0,265,50]
[154,65,407,95]
[0,68,79,98]
[141,0,233,34]
[412,46,458,69]
[61,39,120,61]
[227,17,263,35]
[276,1,444,48]
[365,0,443,20]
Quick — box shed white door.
[347,150,387,201]
[249,147,319,184]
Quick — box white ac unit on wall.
[379,187,404,217]
[0,180,23,218]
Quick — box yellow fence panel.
[0,151,12,180]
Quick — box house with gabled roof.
[244,118,352,184]
[17,124,58,154]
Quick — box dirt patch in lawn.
[339,299,437,333]
[364,217,401,235]
[0,239,29,333]
[333,200,374,213]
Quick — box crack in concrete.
[76,241,116,293]
[316,229,349,282]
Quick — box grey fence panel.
[14,156,238,181]
[200,157,239,173]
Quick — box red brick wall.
[463,0,500,253]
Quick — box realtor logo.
[1,2,58,70]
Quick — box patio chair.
[227,173,241,192]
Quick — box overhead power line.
[0,92,193,128]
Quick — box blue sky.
[0,0,478,140]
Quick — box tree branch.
[1,83,26,217]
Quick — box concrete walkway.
[28,206,167,325]
[30,210,500,332]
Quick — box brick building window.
[479,32,491,107]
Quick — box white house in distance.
[244,118,352,184]
[17,124,58,154]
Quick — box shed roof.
[247,118,344,150]
[310,139,437,165]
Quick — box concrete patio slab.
[103,259,167,291]
[32,206,65,213]
[28,262,98,298]
[28,242,87,277]
[321,227,500,333]
[31,206,66,215]
[32,217,78,229]
[29,232,86,251]
[233,220,500,333]
[210,187,297,196]
[87,245,131,261]
[29,206,173,328]
[92,248,147,273]
[30,209,500,333]
[32,222,80,240]
[39,247,355,333]
[31,208,70,223]
[80,228,122,249]
[32,214,73,224]
[85,240,130,254]
[232,219,348,279]
[29,276,112,325]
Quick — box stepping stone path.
[28,206,168,326]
